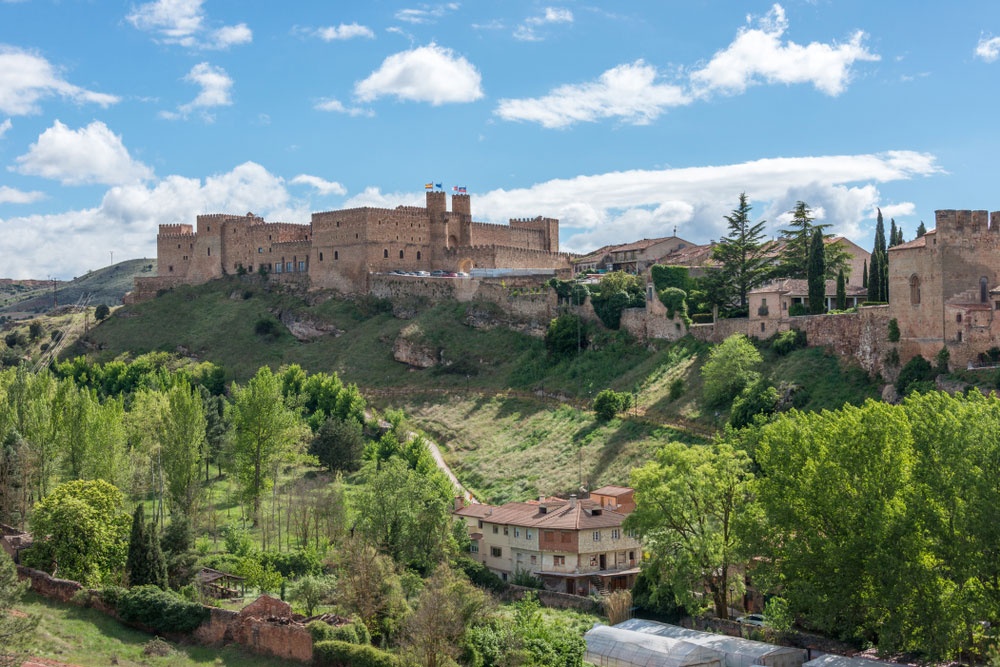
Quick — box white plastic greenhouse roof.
[614,619,807,667]
[585,625,725,667]
[804,654,897,667]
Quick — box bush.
[788,303,807,317]
[94,304,111,321]
[884,348,900,367]
[313,640,400,667]
[935,346,950,373]
[668,377,685,402]
[28,322,43,340]
[4,331,26,348]
[772,329,806,356]
[117,585,209,634]
[545,313,588,358]
[888,318,900,342]
[895,355,934,396]
[729,378,780,429]
[455,556,505,593]
[593,389,631,421]
[691,313,713,324]
[254,317,281,340]
[701,334,762,407]
[650,265,692,292]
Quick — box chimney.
[570,494,577,508]
[454,496,465,511]
[539,495,545,503]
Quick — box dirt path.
[424,437,479,504]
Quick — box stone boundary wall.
[17,566,313,663]
[504,584,602,614]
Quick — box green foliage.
[116,584,210,634]
[313,640,400,667]
[772,329,806,356]
[288,574,336,616]
[592,389,631,421]
[807,228,826,314]
[763,596,792,634]
[25,479,130,586]
[712,193,770,310]
[28,322,43,340]
[935,346,950,373]
[788,302,807,317]
[884,347,900,368]
[4,331,26,348]
[544,313,588,358]
[0,551,37,666]
[94,304,111,321]
[454,555,506,594]
[657,287,690,324]
[729,378,779,429]
[253,316,281,340]
[701,334,762,407]
[896,355,934,396]
[668,377,685,402]
[310,416,365,472]
[888,318,900,342]
[588,271,644,329]
[126,505,167,589]
[627,440,754,618]
[259,548,323,578]
[650,265,692,293]
[836,268,847,310]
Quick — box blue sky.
[1,1,998,279]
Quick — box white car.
[736,614,767,627]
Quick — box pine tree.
[807,229,826,314]
[836,268,847,310]
[774,201,850,280]
[916,221,927,237]
[711,193,770,311]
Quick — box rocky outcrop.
[393,335,440,368]
[277,311,343,341]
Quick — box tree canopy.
[712,193,769,311]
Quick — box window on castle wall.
[958,331,963,342]
[319,252,323,261]
[208,247,211,256]
[910,275,921,305]
[417,251,421,260]
[383,249,389,259]
[982,277,989,303]
[334,251,339,260]
[957,313,963,323]
[399,250,404,259]
[168,266,173,273]
[298,261,305,271]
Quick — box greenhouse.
[804,654,896,667]
[613,619,806,667]
[584,624,726,667]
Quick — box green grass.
[20,592,296,666]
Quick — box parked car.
[430,270,447,277]
[455,271,469,278]
[736,614,767,627]
[414,270,430,276]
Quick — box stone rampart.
[17,566,82,602]
[800,305,891,375]
[504,584,602,614]
[620,308,688,341]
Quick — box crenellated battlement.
[158,224,193,236]
[934,209,1000,236]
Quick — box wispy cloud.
[313,98,371,116]
[126,0,252,49]
[354,43,483,105]
[394,2,460,24]
[290,174,347,196]
[0,45,119,116]
[313,23,375,41]
[0,118,10,138]
[514,6,573,42]
[13,120,153,186]
[0,186,44,204]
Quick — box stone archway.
[458,258,473,273]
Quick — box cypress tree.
[836,268,847,310]
[916,221,927,237]
[147,522,168,590]
[868,251,882,303]
[126,505,149,587]
[889,218,898,248]
[862,260,868,288]
[807,228,826,314]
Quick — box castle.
[129,191,571,300]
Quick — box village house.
[574,236,694,275]
[454,486,641,596]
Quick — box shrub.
[884,348,900,367]
[117,585,209,634]
[788,303,807,317]
[701,334,762,407]
[691,313,713,324]
[895,355,934,396]
[935,346,950,373]
[772,329,806,356]
[4,331,26,348]
[729,378,780,429]
[313,640,400,667]
[94,304,110,321]
[28,322,43,340]
[545,313,588,357]
[593,389,631,421]
[511,568,543,589]
[888,318,900,342]
[455,556,505,593]
[254,317,281,340]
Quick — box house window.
[553,555,565,566]
[593,531,601,541]
[286,262,293,272]
[530,555,537,564]
[492,525,498,534]
[490,546,502,558]
[274,263,282,273]
[514,527,520,538]
[503,526,508,536]
[957,313,963,323]
[477,520,483,529]
[526,530,532,539]
[258,247,263,253]
[298,261,306,271]
[383,249,389,259]
[629,551,635,561]
[470,543,479,554]
[168,265,173,273]
[611,528,620,540]
[207,247,211,256]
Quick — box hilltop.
[0,259,155,320]
[47,273,880,501]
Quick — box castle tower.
[451,194,472,247]
[427,190,449,251]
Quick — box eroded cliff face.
[276,310,343,341]
[392,327,440,369]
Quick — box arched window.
[383,248,389,259]
[981,277,989,303]
[909,275,921,305]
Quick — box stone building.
[131,191,571,299]
[888,209,1000,368]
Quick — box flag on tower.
[424,183,433,189]
[453,186,467,193]
[435,183,442,189]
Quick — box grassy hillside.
[61,275,880,497]
[0,259,155,319]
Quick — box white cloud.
[394,3,459,25]
[976,36,1000,62]
[342,187,424,210]
[514,6,573,41]
[0,186,44,204]
[126,0,251,49]
[315,23,375,41]
[690,4,879,97]
[13,120,154,186]
[290,174,347,196]
[0,118,10,138]
[354,43,483,105]
[162,62,232,119]
[0,45,119,116]
[495,60,690,128]
[0,162,308,279]
[314,98,371,116]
